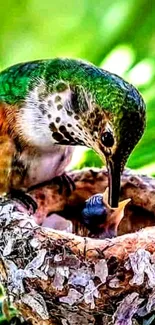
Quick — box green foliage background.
[0,1,154,322]
[0,0,154,174]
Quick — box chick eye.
[101,131,114,147]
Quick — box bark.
[0,168,155,325]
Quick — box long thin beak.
[106,158,121,208]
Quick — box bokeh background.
[0,0,154,175]
[0,1,155,322]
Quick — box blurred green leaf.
[72,149,103,170]
[0,0,154,172]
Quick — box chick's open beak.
[98,196,131,239]
[106,157,121,208]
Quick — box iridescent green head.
[0,58,146,207]
[44,59,146,206]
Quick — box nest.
[0,168,155,325]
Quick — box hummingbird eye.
[101,131,114,147]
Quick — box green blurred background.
[0,0,154,175]
[0,2,154,322]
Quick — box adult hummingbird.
[0,58,145,209]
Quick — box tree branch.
[0,168,155,325]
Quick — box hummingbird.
[0,58,145,210]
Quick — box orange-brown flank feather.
[0,103,23,193]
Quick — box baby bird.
[81,191,131,238]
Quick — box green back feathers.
[0,58,145,119]
[45,59,127,112]
[0,60,46,104]
[0,59,124,106]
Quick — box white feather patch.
[17,79,89,150]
